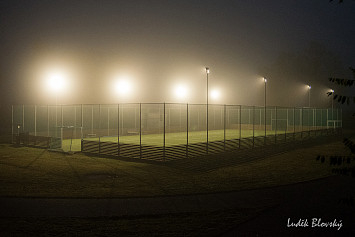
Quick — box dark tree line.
[330,0,355,3]
[327,67,355,106]
[327,0,355,116]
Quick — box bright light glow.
[175,85,188,99]
[46,70,67,92]
[205,67,210,74]
[114,79,132,96]
[308,85,311,89]
[211,89,220,100]
[263,77,267,83]
[330,89,334,93]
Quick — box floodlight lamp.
[263,77,267,83]
[175,85,188,99]
[115,79,132,96]
[308,85,311,89]
[330,89,334,93]
[211,89,220,100]
[46,70,67,92]
[205,67,210,74]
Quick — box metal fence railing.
[12,103,342,160]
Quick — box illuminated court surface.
[62,129,290,152]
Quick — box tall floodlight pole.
[308,85,311,107]
[264,77,267,138]
[205,67,210,153]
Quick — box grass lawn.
[0,138,351,198]
[1,135,353,236]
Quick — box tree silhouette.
[327,67,355,105]
[327,0,355,113]
[329,0,355,3]
[329,0,343,3]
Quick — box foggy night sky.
[0,0,355,107]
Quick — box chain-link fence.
[12,104,342,160]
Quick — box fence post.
[22,105,25,132]
[74,106,77,139]
[301,107,303,139]
[224,104,226,151]
[186,103,189,158]
[264,105,267,145]
[252,106,255,148]
[275,106,277,144]
[91,105,94,135]
[34,105,37,136]
[314,108,317,131]
[118,104,120,157]
[293,107,295,140]
[99,104,101,154]
[60,127,63,150]
[61,104,63,128]
[140,103,142,159]
[206,103,209,155]
[286,108,288,132]
[259,107,261,130]
[309,108,311,137]
[285,108,288,141]
[239,105,241,148]
[11,105,13,143]
[107,106,110,137]
[55,104,57,136]
[249,108,251,126]
[80,104,83,151]
[163,102,166,162]
[47,105,49,137]
[80,104,84,132]
[320,109,323,130]
[313,108,317,130]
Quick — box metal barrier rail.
[14,132,52,148]
[81,128,342,161]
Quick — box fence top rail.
[12,103,339,110]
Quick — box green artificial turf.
[62,129,288,152]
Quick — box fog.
[1,0,354,109]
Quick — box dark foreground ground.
[0,127,354,236]
[0,174,354,236]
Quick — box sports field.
[62,129,287,152]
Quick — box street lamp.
[307,85,311,107]
[264,77,267,138]
[205,67,209,153]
